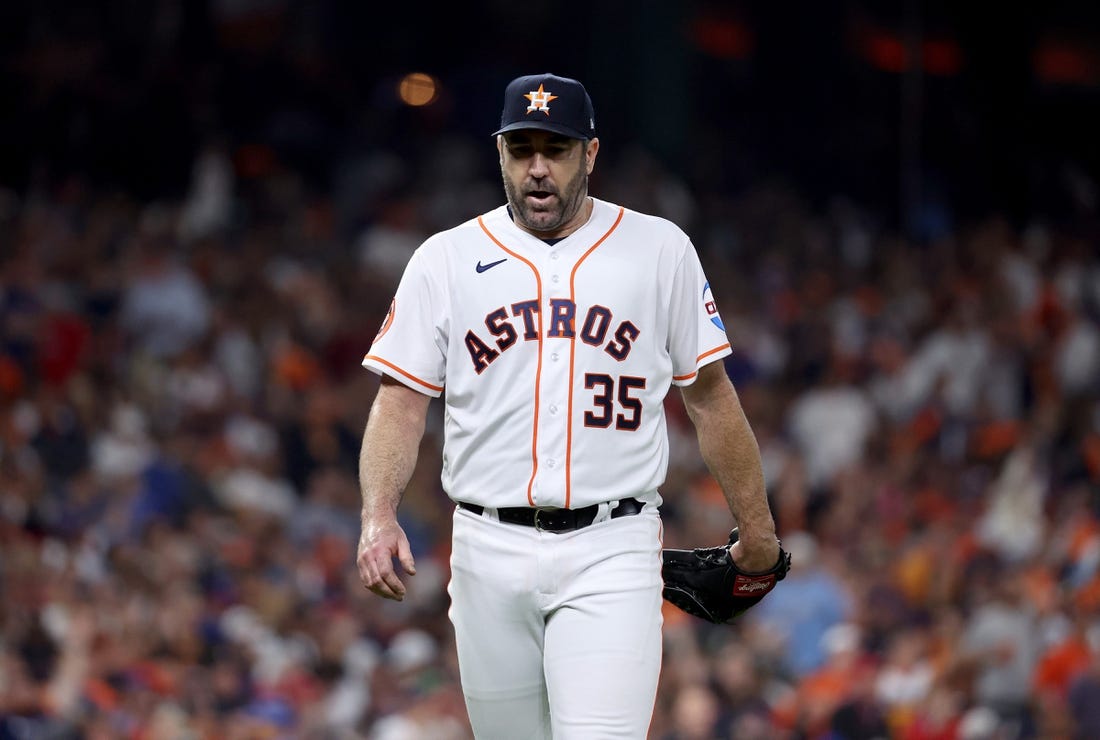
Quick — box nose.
[528,152,550,177]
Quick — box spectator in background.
[875,627,936,728]
[177,141,235,246]
[661,682,722,740]
[1067,631,1100,740]
[975,435,1048,563]
[772,622,879,737]
[120,224,211,360]
[710,642,776,735]
[786,353,877,491]
[959,574,1041,735]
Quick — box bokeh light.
[398,72,439,107]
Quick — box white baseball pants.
[448,505,664,739]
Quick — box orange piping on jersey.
[672,343,733,382]
[565,206,625,508]
[363,355,445,393]
[698,343,732,362]
[478,215,544,506]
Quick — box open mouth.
[525,190,557,207]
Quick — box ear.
[496,135,504,165]
[584,138,599,175]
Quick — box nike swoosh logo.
[476,258,507,273]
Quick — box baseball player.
[357,72,779,738]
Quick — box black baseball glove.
[661,528,791,624]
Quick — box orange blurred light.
[922,38,962,75]
[1035,41,1100,86]
[863,31,908,73]
[398,72,439,106]
[859,29,962,76]
[690,16,753,60]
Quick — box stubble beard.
[503,163,588,236]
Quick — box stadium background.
[2,1,1099,737]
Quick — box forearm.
[681,365,776,546]
[694,402,773,540]
[359,378,431,523]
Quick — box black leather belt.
[457,497,645,533]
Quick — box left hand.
[357,516,416,601]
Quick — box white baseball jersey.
[363,197,731,509]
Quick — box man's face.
[498,130,599,238]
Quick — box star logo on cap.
[525,84,557,115]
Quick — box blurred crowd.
[3,108,1100,739]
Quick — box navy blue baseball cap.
[493,73,596,140]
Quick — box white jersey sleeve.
[667,241,732,386]
[362,245,448,397]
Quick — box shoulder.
[599,199,689,242]
[597,199,693,260]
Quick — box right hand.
[728,533,781,574]
[357,517,416,600]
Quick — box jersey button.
[551,275,560,283]
[547,459,556,468]
[551,252,559,260]
[549,404,558,414]
[551,352,559,361]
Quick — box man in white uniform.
[357,72,779,739]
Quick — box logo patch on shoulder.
[703,282,725,331]
[374,298,395,342]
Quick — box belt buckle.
[533,507,555,532]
